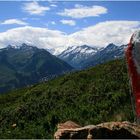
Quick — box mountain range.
[0,43,73,93]
[58,45,101,69]
[58,43,127,69]
[0,43,127,93]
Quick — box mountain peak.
[106,43,117,47]
[6,43,38,50]
[19,43,38,51]
[59,45,99,56]
[58,45,99,69]
[108,43,115,46]
[105,43,119,50]
[21,43,31,48]
[7,44,17,49]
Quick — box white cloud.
[74,4,84,8]
[1,19,28,25]
[58,5,107,18]
[69,21,140,47]
[0,21,139,55]
[0,26,68,54]
[51,21,56,25]
[23,1,50,15]
[60,20,76,26]
[50,4,57,7]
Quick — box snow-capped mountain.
[58,45,101,69]
[83,43,127,68]
[58,43,127,69]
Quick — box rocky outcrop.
[54,121,140,139]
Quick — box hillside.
[0,44,73,93]
[0,59,134,139]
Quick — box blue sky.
[0,1,140,33]
[0,1,140,54]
